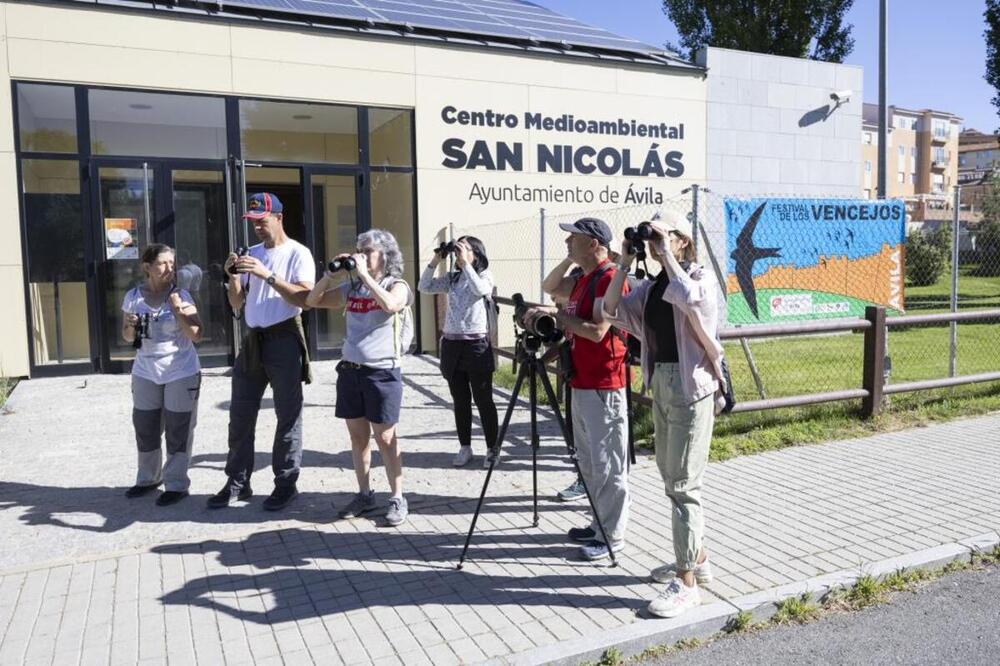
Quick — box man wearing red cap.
[208,192,316,511]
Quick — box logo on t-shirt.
[347,296,381,314]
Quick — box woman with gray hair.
[306,228,414,526]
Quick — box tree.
[986,0,1000,124]
[663,0,855,63]
[904,231,946,287]
[973,171,1000,276]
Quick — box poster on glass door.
[104,218,138,260]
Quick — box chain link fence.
[435,187,1000,414]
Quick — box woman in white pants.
[122,243,202,506]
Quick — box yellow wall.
[0,1,707,368]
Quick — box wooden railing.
[489,297,1000,418]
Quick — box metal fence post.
[539,207,546,304]
[862,305,887,417]
[949,185,961,377]
[691,183,700,259]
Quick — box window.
[933,147,947,163]
[898,145,905,157]
[17,84,78,153]
[910,173,915,183]
[89,89,226,159]
[370,172,416,291]
[863,132,872,144]
[910,146,916,158]
[865,161,872,172]
[932,119,949,138]
[240,100,358,164]
[368,108,413,167]
[21,159,90,365]
[897,171,905,183]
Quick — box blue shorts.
[335,362,403,425]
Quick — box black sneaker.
[124,482,160,498]
[262,485,298,512]
[206,480,252,509]
[568,526,597,543]
[155,490,189,507]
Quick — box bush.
[972,218,1000,276]
[905,231,947,286]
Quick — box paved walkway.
[0,357,998,665]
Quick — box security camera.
[830,90,852,104]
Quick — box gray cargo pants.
[571,387,630,545]
[131,373,201,492]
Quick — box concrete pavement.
[0,356,998,665]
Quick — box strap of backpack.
[583,263,628,352]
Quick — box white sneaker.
[647,578,701,618]
[452,446,473,467]
[650,558,713,585]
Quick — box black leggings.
[447,370,499,449]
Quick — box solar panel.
[207,0,663,57]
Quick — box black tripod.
[456,330,619,569]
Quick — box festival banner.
[724,198,906,324]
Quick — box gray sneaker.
[338,490,377,519]
[385,496,409,526]
[557,478,586,502]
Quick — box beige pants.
[651,363,715,570]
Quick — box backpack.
[384,277,415,358]
[584,263,642,363]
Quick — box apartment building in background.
[958,128,1000,211]
[861,103,962,223]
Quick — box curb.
[498,532,1000,666]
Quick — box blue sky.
[534,0,996,132]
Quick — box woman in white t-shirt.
[121,243,202,506]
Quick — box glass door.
[169,167,231,366]
[93,163,156,371]
[309,171,360,358]
[92,160,234,372]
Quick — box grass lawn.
[904,263,1000,311]
[492,316,1000,463]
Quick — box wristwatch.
[265,273,277,286]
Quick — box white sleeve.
[121,288,136,313]
[291,246,317,285]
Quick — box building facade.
[0,0,711,378]
[860,103,962,223]
[958,128,1000,212]
[0,1,869,379]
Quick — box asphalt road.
[651,564,1000,666]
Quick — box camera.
[132,313,151,350]
[512,293,562,344]
[328,256,357,273]
[623,222,656,260]
[227,247,249,276]
[830,89,852,104]
[435,241,456,256]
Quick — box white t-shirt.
[242,239,316,328]
[122,287,201,385]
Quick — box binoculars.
[435,241,457,256]
[132,313,151,350]
[328,257,357,273]
[227,247,249,276]
[623,222,656,260]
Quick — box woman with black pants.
[419,237,498,467]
